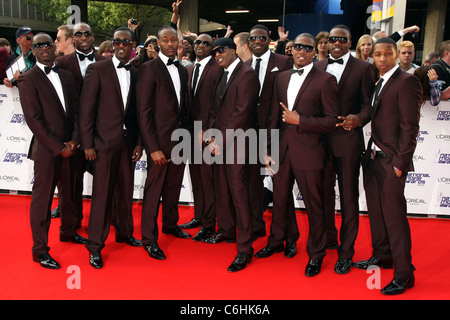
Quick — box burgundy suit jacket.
[207,60,260,155]
[187,57,222,128]
[55,51,106,95]
[245,52,293,129]
[368,67,422,173]
[79,59,139,152]
[315,55,376,157]
[17,65,78,162]
[136,57,189,157]
[267,65,340,170]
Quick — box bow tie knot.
[44,65,59,74]
[77,52,95,61]
[167,59,179,67]
[290,68,304,76]
[118,62,131,71]
[328,58,344,65]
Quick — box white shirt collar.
[159,51,178,65]
[293,61,314,76]
[329,51,351,65]
[36,61,56,74]
[380,64,399,83]
[112,55,129,69]
[224,57,240,76]
[252,49,271,64]
[196,55,212,66]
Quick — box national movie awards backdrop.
[1,86,449,216]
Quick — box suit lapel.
[33,66,67,116]
[156,57,177,100]
[220,60,242,101]
[338,55,354,89]
[293,66,316,108]
[372,67,401,115]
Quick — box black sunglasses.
[73,31,93,38]
[212,46,230,56]
[249,35,268,43]
[194,40,211,47]
[328,36,348,44]
[33,42,54,50]
[23,35,32,41]
[292,43,315,53]
[112,38,133,47]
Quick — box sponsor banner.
[1,85,449,215]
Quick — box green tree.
[25,0,171,42]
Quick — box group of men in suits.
[17,19,423,295]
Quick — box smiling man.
[79,27,142,269]
[264,33,339,277]
[353,37,422,295]
[17,33,84,269]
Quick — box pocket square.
[271,67,279,72]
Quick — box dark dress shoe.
[227,252,252,272]
[33,252,61,269]
[254,245,284,258]
[284,242,297,258]
[144,242,166,260]
[89,252,103,269]
[60,232,88,244]
[116,236,143,246]
[381,277,415,295]
[305,258,323,277]
[51,206,60,218]
[178,218,201,229]
[352,256,393,270]
[162,226,191,239]
[335,257,352,274]
[203,232,235,244]
[192,227,214,241]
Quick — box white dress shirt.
[326,51,351,84]
[76,49,96,79]
[287,62,314,111]
[112,56,130,110]
[251,50,270,94]
[159,52,181,105]
[36,61,66,112]
[192,55,211,95]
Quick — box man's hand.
[336,114,361,131]
[60,143,75,158]
[280,102,300,125]
[394,166,402,178]
[84,148,97,161]
[150,150,167,166]
[264,155,276,177]
[132,146,143,162]
[196,130,205,150]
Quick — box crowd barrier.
[1,86,449,216]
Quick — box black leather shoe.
[284,242,297,258]
[203,232,235,244]
[381,277,415,295]
[51,206,60,218]
[162,226,191,239]
[305,258,323,277]
[352,256,393,270]
[60,232,88,244]
[144,242,166,260]
[178,218,201,229]
[89,251,103,269]
[335,257,352,274]
[116,236,143,247]
[254,245,284,258]
[227,252,252,272]
[192,227,214,241]
[33,252,61,269]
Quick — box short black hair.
[250,24,270,36]
[114,27,134,41]
[375,36,397,50]
[157,25,177,39]
[330,24,351,38]
[295,33,316,46]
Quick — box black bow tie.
[290,68,304,76]
[44,65,59,74]
[328,58,344,65]
[167,59,179,67]
[118,62,131,71]
[77,52,95,61]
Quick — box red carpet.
[1,193,449,301]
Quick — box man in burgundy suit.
[265,33,339,277]
[137,26,191,261]
[79,27,142,269]
[353,37,422,295]
[203,37,260,272]
[245,25,295,250]
[17,33,87,269]
[181,33,222,241]
[55,22,107,227]
[314,24,376,274]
